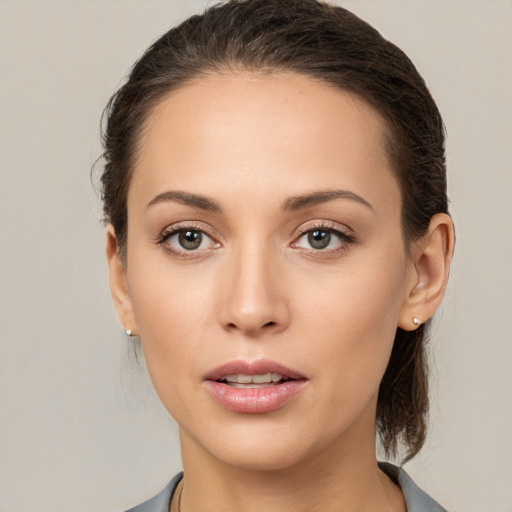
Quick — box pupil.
[179,230,202,250]
[308,230,330,249]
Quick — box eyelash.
[156,222,219,259]
[156,221,356,259]
[292,221,357,256]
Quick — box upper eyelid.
[159,221,218,240]
[295,220,354,236]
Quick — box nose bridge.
[220,235,288,334]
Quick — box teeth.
[223,373,284,384]
[253,374,272,384]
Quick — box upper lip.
[204,359,306,381]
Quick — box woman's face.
[117,72,418,470]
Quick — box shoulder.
[378,462,449,512]
[124,472,183,512]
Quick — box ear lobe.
[398,213,454,331]
[106,224,138,336]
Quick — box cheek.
[126,258,218,395]
[296,249,407,394]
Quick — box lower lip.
[204,380,307,414]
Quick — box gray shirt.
[125,462,448,512]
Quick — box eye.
[157,223,218,256]
[293,223,356,253]
[166,229,213,251]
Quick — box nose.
[218,243,290,336]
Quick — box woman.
[101,1,454,510]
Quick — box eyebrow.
[146,188,374,215]
[282,189,374,212]
[146,190,223,213]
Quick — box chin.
[213,438,310,472]
[195,415,342,473]
[179,414,316,472]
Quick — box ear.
[105,224,138,336]
[398,213,455,331]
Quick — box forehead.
[130,71,399,216]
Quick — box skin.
[107,72,454,512]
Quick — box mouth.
[204,359,307,414]
[217,373,295,388]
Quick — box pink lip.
[203,359,307,414]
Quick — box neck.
[178,425,405,512]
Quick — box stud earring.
[124,328,133,336]
[413,317,421,326]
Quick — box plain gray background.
[1,1,511,511]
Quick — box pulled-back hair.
[100,0,448,463]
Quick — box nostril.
[226,321,276,331]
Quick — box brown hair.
[100,0,448,463]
